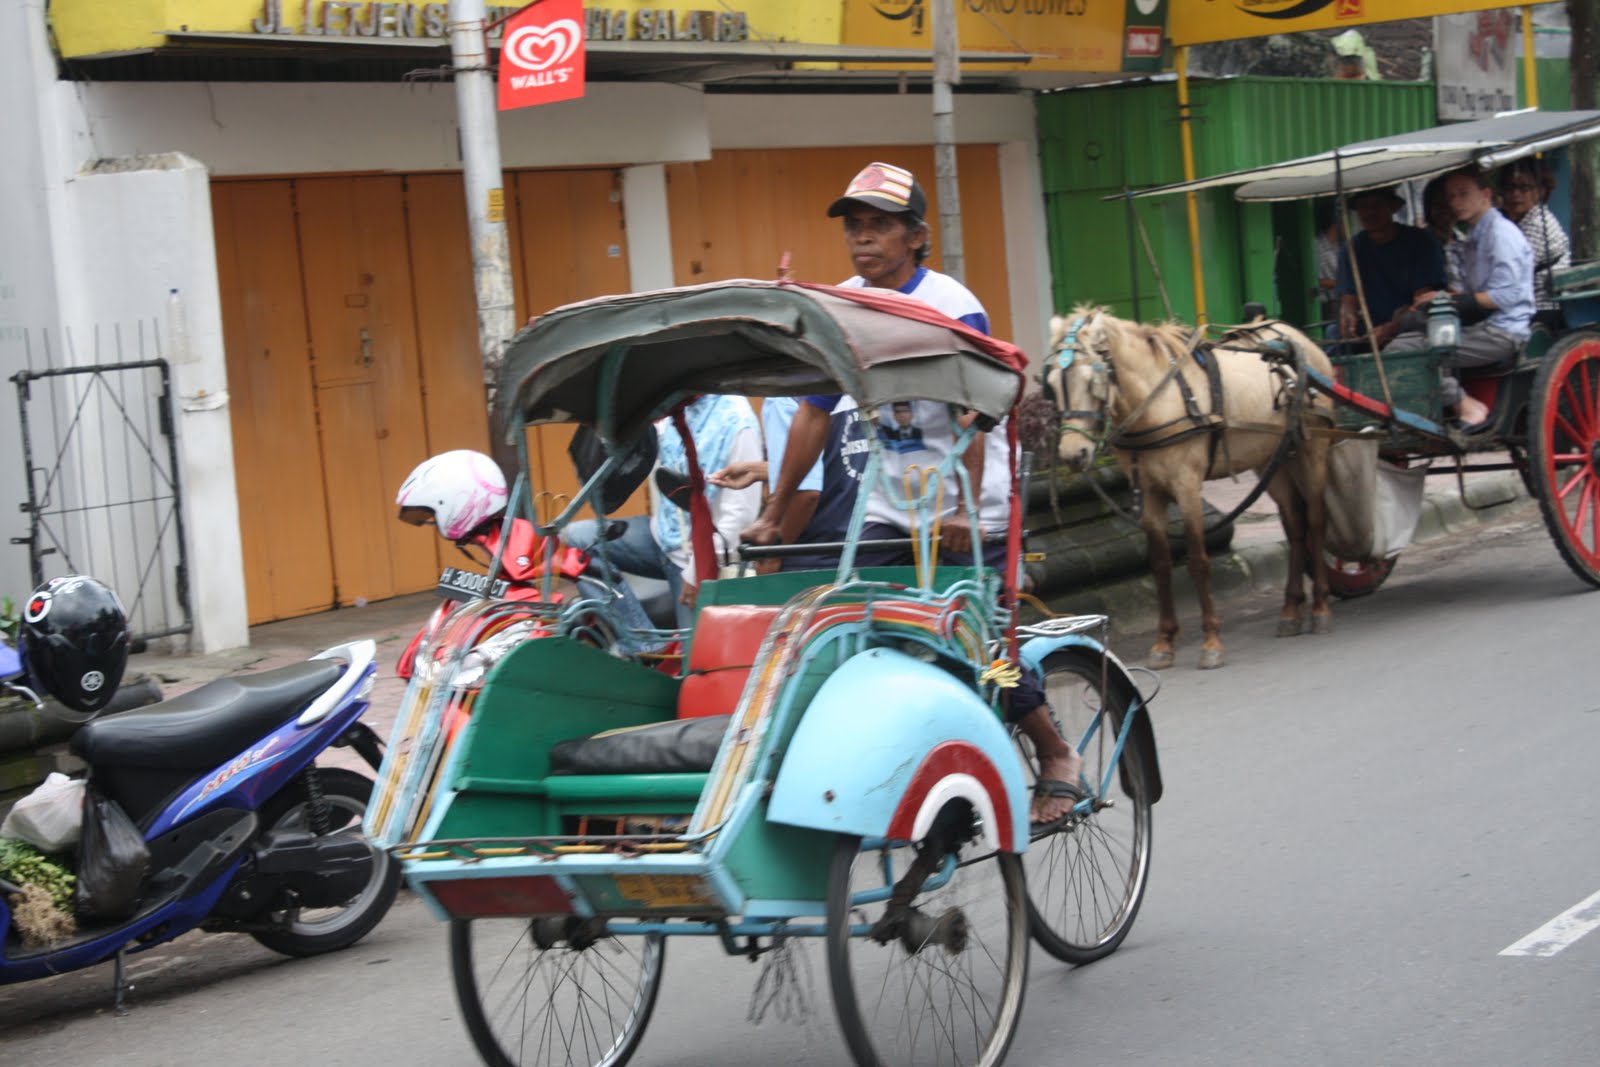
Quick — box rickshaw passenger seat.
[677,604,783,719]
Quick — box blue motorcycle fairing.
[767,647,1031,854]
[1017,633,1163,805]
[144,662,376,838]
[0,635,20,680]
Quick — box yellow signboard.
[842,0,1169,74]
[1169,0,1522,47]
[51,0,840,60]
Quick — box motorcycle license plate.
[435,566,510,601]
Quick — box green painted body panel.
[430,639,681,842]
[542,774,709,803]
[1329,346,1442,428]
[722,800,836,906]
[1039,78,1436,324]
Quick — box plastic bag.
[1,772,87,853]
[1323,437,1379,561]
[74,789,150,921]
[1322,436,1426,562]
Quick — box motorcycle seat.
[72,660,344,771]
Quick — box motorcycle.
[0,587,399,1010]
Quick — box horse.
[1043,306,1337,670]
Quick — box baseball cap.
[827,162,928,219]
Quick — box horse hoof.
[1276,617,1303,638]
[1147,650,1175,671]
[1197,648,1226,670]
[1311,614,1334,635]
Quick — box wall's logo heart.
[504,19,582,73]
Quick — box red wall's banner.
[497,0,586,111]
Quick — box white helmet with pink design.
[395,450,507,541]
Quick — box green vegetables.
[0,836,76,913]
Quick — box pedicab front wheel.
[825,832,1028,1067]
[1022,648,1153,965]
[451,917,664,1067]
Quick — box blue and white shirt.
[807,267,1013,535]
[1459,206,1534,341]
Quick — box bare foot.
[1458,396,1490,426]
[1031,750,1085,824]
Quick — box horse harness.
[1052,317,1312,471]
[1051,315,1323,532]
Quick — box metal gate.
[11,351,192,644]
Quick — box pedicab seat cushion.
[548,714,732,775]
[675,604,782,719]
[545,604,778,776]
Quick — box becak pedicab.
[363,279,1162,1067]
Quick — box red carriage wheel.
[1528,331,1600,588]
[1322,553,1397,599]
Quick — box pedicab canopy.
[1122,110,1600,203]
[497,279,1028,445]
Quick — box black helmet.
[20,576,130,714]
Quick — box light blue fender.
[1017,632,1163,804]
[1017,631,1125,678]
[767,647,1030,853]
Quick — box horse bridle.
[1046,314,1114,439]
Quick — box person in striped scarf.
[1498,158,1571,330]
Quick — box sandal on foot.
[1030,777,1090,834]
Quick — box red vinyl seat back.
[676,605,782,719]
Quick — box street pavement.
[3,495,1597,1065]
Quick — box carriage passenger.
[737,161,1090,827]
[1498,158,1571,330]
[1387,167,1535,431]
[1334,185,1447,346]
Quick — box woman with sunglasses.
[1499,158,1571,330]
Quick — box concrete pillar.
[622,164,676,292]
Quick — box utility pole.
[1571,0,1598,257]
[930,0,964,283]
[448,0,518,470]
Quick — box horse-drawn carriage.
[365,280,1162,1067]
[1044,110,1600,669]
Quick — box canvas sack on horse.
[1323,438,1426,562]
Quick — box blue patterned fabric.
[651,395,758,555]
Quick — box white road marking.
[1500,888,1600,957]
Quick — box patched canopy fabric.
[497,280,1028,444]
[1121,110,1600,203]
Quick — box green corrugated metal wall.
[1038,78,1436,326]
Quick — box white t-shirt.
[837,269,1012,534]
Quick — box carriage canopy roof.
[1121,110,1600,203]
[497,280,1028,443]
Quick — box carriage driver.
[736,161,1089,827]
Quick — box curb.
[1035,471,1531,640]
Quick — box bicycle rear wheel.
[451,916,663,1067]
[1020,647,1152,964]
[826,830,1028,1067]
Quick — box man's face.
[842,205,922,288]
[893,404,913,427]
[1350,194,1399,234]
[1444,175,1492,224]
